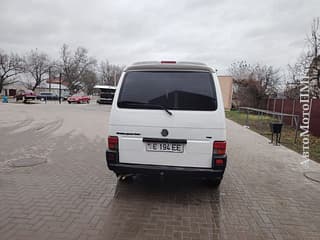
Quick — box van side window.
[118,71,217,111]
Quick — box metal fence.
[266,99,320,137]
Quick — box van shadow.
[101,175,222,240]
[114,175,220,202]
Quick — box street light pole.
[59,73,62,104]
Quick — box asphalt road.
[0,103,320,240]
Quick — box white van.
[106,61,227,185]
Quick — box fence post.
[246,109,249,126]
[273,99,276,118]
[291,100,295,126]
[294,116,299,143]
[280,99,284,122]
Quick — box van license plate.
[146,143,184,153]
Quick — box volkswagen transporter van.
[106,61,227,185]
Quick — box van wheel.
[205,178,222,187]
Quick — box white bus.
[94,85,117,104]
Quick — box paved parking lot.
[0,103,320,240]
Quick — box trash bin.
[2,96,8,103]
[269,122,283,145]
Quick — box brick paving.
[0,104,319,240]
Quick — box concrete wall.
[218,76,233,110]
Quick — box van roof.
[125,61,215,72]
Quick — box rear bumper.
[97,98,113,104]
[106,151,226,178]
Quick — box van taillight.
[213,141,226,155]
[215,159,225,166]
[108,136,118,151]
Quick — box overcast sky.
[1,0,319,74]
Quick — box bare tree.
[21,79,34,90]
[24,49,51,91]
[307,17,320,59]
[228,61,280,107]
[254,64,280,97]
[309,55,320,98]
[306,18,320,98]
[0,49,24,94]
[81,69,98,95]
[284,63,303,99]
[99,60,123,86]
[60,44,96,93]
[295,17,320,98]
[228,60,253,83]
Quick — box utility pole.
[59,73,62,104]
[48,67,51,93]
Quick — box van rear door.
[110,71,225,168]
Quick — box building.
[1,82,28,97]
[217,75,233,110]
[0,77,70,98]
[35,78,69,96]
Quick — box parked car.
[37,92,59,101]
[16,90,36,102]
[67,94,90,104]
[106,61,227,186]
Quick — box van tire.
[205,178,222,187]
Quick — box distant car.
[16,90,36,103]
[67,94,90,104]
[37,92,59,101]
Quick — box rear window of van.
[118,71,217,111]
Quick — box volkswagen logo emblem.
[161,129,169,137]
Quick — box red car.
[16,90,36,103]
[67,94,90,104]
